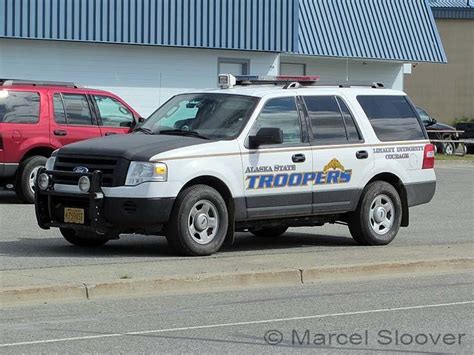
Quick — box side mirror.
[120,121,133,128]
[248,127,283,148]
[431,118,437,124]
[138,117,145,123]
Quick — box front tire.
[250,226,288,238]
[348,181,402,246]
[60,228,110,247]
[166,185,228,256]
[16,155,47,204]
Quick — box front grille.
[54,155,127,187]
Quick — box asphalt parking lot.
[1,272,472,353]
[0,163,473,271]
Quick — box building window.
[280,62,306,76]
[218,58,250,76]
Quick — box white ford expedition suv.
[35,75,436,256]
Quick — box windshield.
[416,107,431,123]
[140,93,259,139]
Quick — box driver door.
[240,97,313,219]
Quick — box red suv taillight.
[422,144,435,169]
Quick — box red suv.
[0,79,141,203]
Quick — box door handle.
[356,150,369,159]
[292,153,306,163]
[105,132,117,136]
[53,130,67,136]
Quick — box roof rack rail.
[0,79,82,88]
[310,81,385,89]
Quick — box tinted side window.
[304,96,347,144]
[61,94,94,126]
[53,94,67,124]
[93,95,134,127]
[0,91,40,124]
[337,97,361,142]
[357,95,425,142]
[252,97,301,144]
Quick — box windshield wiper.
[133,126,153,134]
[158,129,210,140]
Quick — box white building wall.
[0,39,279,116]
[280,55,404,91]
[0,39,405,117]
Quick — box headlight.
[38,173,51,191]
[125,162,167,186]
[78,176,91,192]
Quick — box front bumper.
[35,168,174,234]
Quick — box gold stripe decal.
[153,141,430,162]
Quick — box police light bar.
[218,74,237,89]
[217,74,321,89]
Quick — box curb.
[2,258,473,306]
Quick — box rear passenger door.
[301,95,374,213]
[91,95,136,136]
[240,97,313,219]
[50,92,101,147]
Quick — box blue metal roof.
[429,0,474,18]
[298,0,447,63]
[0,0,447,63]
[0,0,297,52]
[430,0,472,8]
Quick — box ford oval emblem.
[73,166,89,174]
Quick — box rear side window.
[61,94,94,126]
[303,96,361,144]
[0,91,40,124]
[357,95,425,141]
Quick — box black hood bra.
[58,133,213,161]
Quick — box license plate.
[64,208,85,224]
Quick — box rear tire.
[166,185,228,256]
[348,181,402,246]
[16,156,47,204]
[60,228,110,247]
[250,226,288,238]
[443,142,455,156]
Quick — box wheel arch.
[365,172,409,227]
[20,146,55,162]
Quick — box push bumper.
[35,168,174,234]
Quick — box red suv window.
[93,95,134,127]
[0,91,40,124]
[53,93,95,126]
